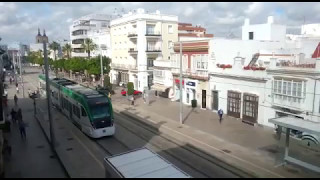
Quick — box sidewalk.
[22,69,108,178]
[111,87,320,178]
[2,80,67,178]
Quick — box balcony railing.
[146,47,161,52]
[128,48,138,53]
[145,31,161,36]
[128,32,138,37]
[111,63,137,70]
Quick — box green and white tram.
[39,74,115,138]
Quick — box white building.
[109,8,178,91]
[70,14,114,58]
[242,16,286,42]
[206,16,320,127]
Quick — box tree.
[49,41,60,61]
[63,43,72,59]
[127,82,134,96]
[104,74,112,90]
[81,38,97,59]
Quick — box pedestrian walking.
[218,109,224,124]
[16,86,19,94]
[9,77,12,85]
[10,108,17,123]
[17,109,26,140]
[14,94,18,105]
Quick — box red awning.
[175,79,184,85]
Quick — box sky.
[1,2,320,45]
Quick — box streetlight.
[100,45,107,87]
[43,33,56,150]
[179,36,183,125]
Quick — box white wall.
[209,38,285,66]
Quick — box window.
[147,59,154,69]
[168,25,173,34]
[249,32,254,40]
[81,106,87,117]
[273,79,305,103]
[146,25,155,35]
[168,40,173,49]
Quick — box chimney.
[267,16,274,24]
[244,18,250,26]
[234,52,244,69]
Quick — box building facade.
[69,14,114,58]
[109,8,178,91]
[152,22,213,99]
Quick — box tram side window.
[73,105,80,118]
[81,107,87,117]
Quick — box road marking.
[117,109,285,178]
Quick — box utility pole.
[100,46,104,87]
[0,37,5,123]
[43,37,56,150]
[18,50,25,98]
[179,37,183,125]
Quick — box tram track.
[112,112,249,178]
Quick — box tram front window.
[90,104,110,118]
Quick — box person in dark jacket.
[17,109,26,140]
[218,109,224,124]
[10,108,17,123]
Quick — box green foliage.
[62,43,72,59]
[127,82,134,96]
[49,55,111,76]
[103,75,111,90]
[81,38,97,59]
[49,41,60,60]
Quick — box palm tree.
[63,43,72,59]
[81,38,97,59]
[49,41,60,61]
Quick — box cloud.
[0,2,320,45]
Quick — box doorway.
[202,90,206,108]
[212,91,218,110]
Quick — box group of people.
[10,107,27,140]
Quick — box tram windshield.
[90,103,110,118]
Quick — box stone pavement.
[2,75,67,178]
[111,86,320,178]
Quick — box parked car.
[121,89,142,96]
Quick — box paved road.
[23,67,241,178]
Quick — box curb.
[114,107,259,178]
[34,113,70,178]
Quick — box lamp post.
[43,35,56,150]
[100,46,104,87]
[179,37,183,125]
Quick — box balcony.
[71,44,82,48]
[154,60,172,68]
[70,34,87,40]
[71,52,87,57]
[128,48,138,55]
[146,47,161,54]
[171,68,209,80]
[145,31,161,38]
[111,63,137,71]
[128,31,138,38]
